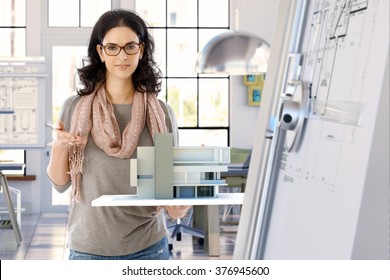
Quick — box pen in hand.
[45,122,57,130]
[46,122,87,146]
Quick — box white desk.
[92,193,244,207]
[92,193,244,256]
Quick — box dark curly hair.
[77,9,162,96]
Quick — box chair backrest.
[230,148,251,164]
[242,150,252,169]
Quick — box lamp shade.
[195,31,270,75]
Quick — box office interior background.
[0,0,280,259]
[0,0,278,213]
[1,0,389,261]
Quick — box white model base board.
[92,193,244,207]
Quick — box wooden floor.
[0,211,239,260]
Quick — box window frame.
[136,0,231,146]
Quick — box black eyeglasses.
[100,42,141,56]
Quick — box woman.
[47,9,191,260]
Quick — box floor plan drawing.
[0,65,41,146]
[280,0,376,190]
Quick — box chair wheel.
[168,244,173,251]
[176,232,182,241]
[198,238,204,245]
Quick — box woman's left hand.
[159,205,192,220]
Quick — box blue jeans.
[69,237,170,260]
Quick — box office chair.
[166,207,204,250]
[220,148,251,222]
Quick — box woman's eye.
[107,45,118,51]
[126,44,136,50]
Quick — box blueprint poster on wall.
[235,0,389,260]
[267,0,389,258]
[0,66,39,145]
[0,57,46,148]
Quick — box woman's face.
[97,26,144,81]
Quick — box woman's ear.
[139,43,144,60]
[96,44,105,62]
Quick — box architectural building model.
[130,133,230,199]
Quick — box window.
[0,0,26,175]
[51,46,87,129]
[46,0,107,206]
[0,0,26,56]
[136,0,230,146]
[48,0,111,27]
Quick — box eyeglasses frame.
[100,42,141,56]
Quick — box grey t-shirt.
[51,94,177,256]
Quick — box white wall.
[229,0,280,149]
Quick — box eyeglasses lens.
[103,43,139,56]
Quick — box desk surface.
[0,163,25,170]
[221,165,248,177]
[92,193,244,207]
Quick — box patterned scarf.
[69,83,168,201]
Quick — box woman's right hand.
[52,121,87,150]
[47,121,86,186]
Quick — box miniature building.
[130,133,230,199]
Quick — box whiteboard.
[235,0,389,259]
[0,57,47,148]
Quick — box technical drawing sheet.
[0,57,47,148]
[235,0,389,259]
[267,0,388,259]
[0,66,39,145]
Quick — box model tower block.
[130,133,230,199]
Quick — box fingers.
[161,205,192,220]
[161,205,192,210]
[52,122,87,149]
[55,121,64,130]
[68,132,87,145]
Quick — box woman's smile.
[116,64,131,70]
